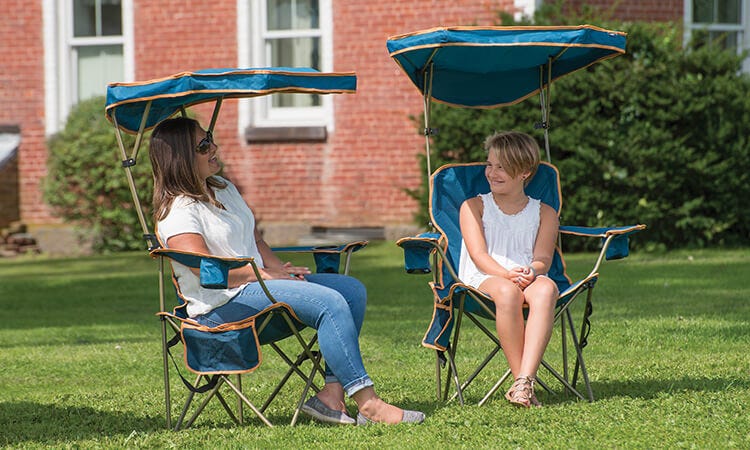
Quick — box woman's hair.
[149,117,226,221]
[484,130,541,183]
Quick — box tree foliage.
[44,96,153,252]
[412,7,750,250]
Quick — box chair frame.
[154,245,364,429]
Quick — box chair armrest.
[560,224,646,261]
[396,232,442,274]
[150,248,256,289]
[272,240,368,274]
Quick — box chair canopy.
[105,67,357,134]
[387,25,626,108]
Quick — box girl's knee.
[526,278,558,309]
[483,280,523,308]
[537,276,559,298]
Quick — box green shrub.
[413,8,750,250]
[43,96,153,252]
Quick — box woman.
[149,117,424,425]
[458,131,559,407]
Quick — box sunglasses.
[196,130,214,154]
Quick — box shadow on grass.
[590,375,750,401]
[522,375,750,406]
[0,397,331,444]
[0,401,160,446]
[431,374,750,408]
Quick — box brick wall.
[6,0,676,249]
[0,1,50,228]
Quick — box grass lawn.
[0,242,748,448]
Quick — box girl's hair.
[484,130,541,183]
[149,117,226,222]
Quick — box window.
[685,0,750,71]
[238,0,334,137]
[44,0,134,133]
[72,0,124,101]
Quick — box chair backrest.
[430,161,570,294]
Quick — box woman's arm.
[254,228,311,279]
[166,232,261,287]
[459,197,513,279]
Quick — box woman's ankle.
[354,395,404,424]
[316,383,346,411]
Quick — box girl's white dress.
[458,193,541,289]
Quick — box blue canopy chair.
[105,68,366,429]
[387,26,646,404]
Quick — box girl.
[458,131,559,407]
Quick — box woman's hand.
[282,261,312,280]
[260,262,311,280]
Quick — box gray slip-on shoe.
[301,396,356,425]
[356,409,425,425]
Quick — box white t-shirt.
[156,177,263,317]
[458,193,541,289]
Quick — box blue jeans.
[195,273,374,397]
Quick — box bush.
[44,96,153,252]
[413,7,750,250]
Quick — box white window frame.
[43,0,134,135]
[684,0,750,72]
[237,0,335,133]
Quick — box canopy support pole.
[208,97,224,133]
[130,101,151,162]
[538,57,552,162]
[422,63,435,185]
[113,102,155,250]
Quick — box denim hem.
[343,376,374,397]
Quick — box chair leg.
[565,308,594,402]
[435,351,443,401]
[174,374,201,431]
[223,376,274,427]
[540,358,586,401]
[261,343,300,413]
[262,337,322,413]
[160,318,172,430]
[533,373,553,394]
[445,299,466,405]
[478,368,512,406]
[214,389,240,424]
[290,351,323,426]
[182,376,228,429]
[444,345,464,405]
[561,313,569,391]
[236,374,243,425]
[451,312,503,403]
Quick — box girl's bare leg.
[479,277,526,377]
[518,277,558,377]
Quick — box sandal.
[505,376,537,408]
